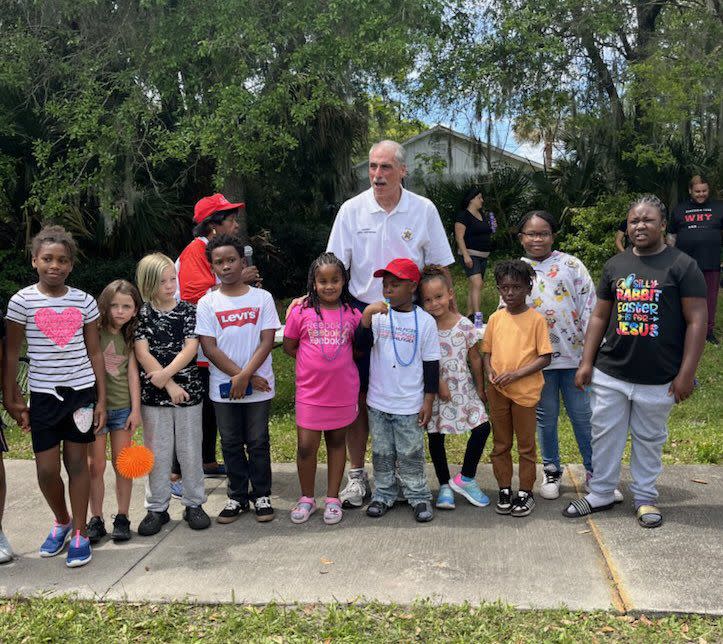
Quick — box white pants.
[588,368,675,506]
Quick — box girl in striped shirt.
[3,226,106,568]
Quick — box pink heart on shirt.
[35,307,83,348]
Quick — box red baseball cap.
[193,193,245,224]
[373,258,422,283]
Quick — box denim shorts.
[462,255,488,278]
[102,407,131,434]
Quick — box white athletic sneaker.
[340,469,371,508]
[539,464,563,500]
[586,471,624,503]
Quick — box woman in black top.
[454,188,495,317]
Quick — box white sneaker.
[340,469,371,508]
[585,472,624,503]
[0,530,14,563]
[539,464,562,500]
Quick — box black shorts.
[0,422,7,453]
[29,387,97,453]
[350,295,371,393]
[462,255,488,278]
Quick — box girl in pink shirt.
[283,253,362,525]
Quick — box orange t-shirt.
[480,307,552,407]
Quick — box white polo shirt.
[327,187,455,303]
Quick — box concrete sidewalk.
[0,460,721,614]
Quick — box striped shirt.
[6,285,99,397]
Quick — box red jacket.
[177,237,215,305]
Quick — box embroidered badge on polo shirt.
[401,228,413,241]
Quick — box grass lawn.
[0,598,722,642]
[2,269,721,465]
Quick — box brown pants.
[487,385,537,491]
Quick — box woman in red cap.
[174,194,259,484]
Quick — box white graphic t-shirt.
[195,287,281,403]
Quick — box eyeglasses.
[519,231,552,240]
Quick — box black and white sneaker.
[217,498,249,524]
[85,516,107,544]
[511,491,535,517]
[495,488,513,515]
[539,464,563,500]
[254,496,274,523]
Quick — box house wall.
[353,131,539,196]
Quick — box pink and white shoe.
[290,497,316,524]
[323,498,343,525]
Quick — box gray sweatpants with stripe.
[142,404,206,511]
[586,368,675,506]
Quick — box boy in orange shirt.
[481,260,552,517]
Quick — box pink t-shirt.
[284,304,362,407]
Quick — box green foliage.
[560,193,636,273]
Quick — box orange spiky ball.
[116,444,154,479]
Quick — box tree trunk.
[222,174,248,244]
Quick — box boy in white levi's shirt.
[195,235,280,524]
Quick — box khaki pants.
[487,385,538,492]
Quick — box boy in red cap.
[356,258,440,522]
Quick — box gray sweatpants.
[142,404,206,511]
[586,368,675,506]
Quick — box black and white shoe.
[254,496,275,522]
[539,464,563,500]
[495,488,513,515]
[511,491,535,517]
[217,498,249,524]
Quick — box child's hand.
[230,372,251,399]
[486,367,497,384]
[93,404,107,435]
[7,400,31,432]
[476,382,487,403]
[493,371,518,388]
[166,381,190,405]
[241,265,261,286]
[285,296,306,320]
[669,374,695,403]
[250,375,271,392]
[438,381,451,402]
[418,397,433,427]
[574,364,592,390]
[125,409,143,433]
[366,301,390,316]
[147,368,171,389]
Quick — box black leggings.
[427,422,491,486]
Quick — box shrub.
[559,193,637,273]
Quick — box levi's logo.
[216,307,259,328]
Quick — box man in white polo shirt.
[327,139,454,508]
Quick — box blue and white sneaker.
[39,519,72,557]
[436,484,456,510]
[66,531,92,568]
[170,479,184,500]
[449,474,490,507]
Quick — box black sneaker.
[183,505,211,530]
[413,501,434,523]
[137,510,170,536]
[366,500,390,518]
[706,332,719,345]
[217,498,249,524]
[111,514,131,542]
[86,516,106,544]
[495,488,513,515]
[254,496,274,523]
[511,491,535,517]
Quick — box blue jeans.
[536,369,593,473]
[368,407,431,506]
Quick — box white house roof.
[355,124,545,172]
